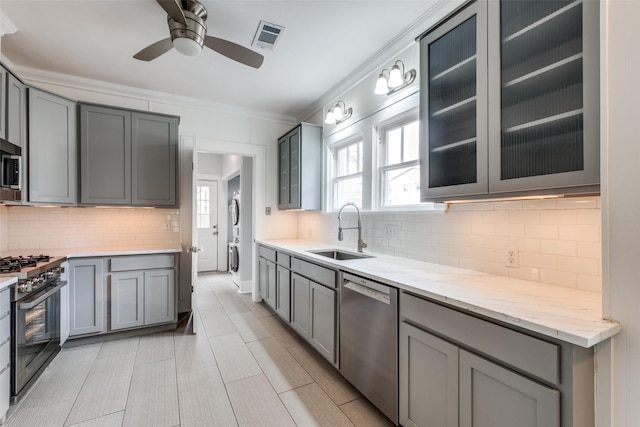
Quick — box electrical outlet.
[265,207,271,215]
[505,246,519,268]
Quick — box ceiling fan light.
[388,65,404,88]
[374,73,389,95]
[173,37,203,56]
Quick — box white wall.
[0,206,8,252]
[601,1,640,425]
[197,152,223,175]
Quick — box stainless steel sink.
[308,249,374,260]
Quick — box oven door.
[12,281,64,400]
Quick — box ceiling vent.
[252,21,285,51]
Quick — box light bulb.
[333,104,343,120]
[325,110,336,125]
[173,38,203,56]
[388,64,404,88]
[374,73,389,95]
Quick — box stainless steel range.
[0,255,66,403]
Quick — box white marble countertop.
[0,277,17,291]
[257,239,621,348]
[1,246,182,259]
[64,246,182,258]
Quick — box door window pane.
[196,186,210,229]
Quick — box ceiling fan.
[134,0,264,69]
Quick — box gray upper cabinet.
[79,103,178,207]
[132,112,178,206]
[420,0,599,201]
[6,73,26,149]
[0,67,6,140]
[80,104,131,205]
[28,88,77,205]
[278,123,322,210]
[420,1,488,200]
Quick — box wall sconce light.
[325,100,353,125]
[374,60,416,95]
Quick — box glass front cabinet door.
[420,1,488,200]
[420,0,599,201]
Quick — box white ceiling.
[0,0,439,119]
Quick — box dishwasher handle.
[343,273,391,304]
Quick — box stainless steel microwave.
[0,139,22,202]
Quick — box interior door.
[196,180,219,272]
[190,143,199,333]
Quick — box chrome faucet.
[337,202,368,253]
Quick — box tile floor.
[5,272,393,427]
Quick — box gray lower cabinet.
[459,350,559,427]
[275,265,290,321]
[143,269,175,325]
[110,255,177,330]
[110,271,144,330]
[308,281,336,362]
[258,245,291,322]
[258,256,276,308]
[290,258,337,365]
[79,103,179,207]
[28,88,77,204]
[400,291,592,427]
[400,322,458,427]
[69,254,177,338]
[0,288,10,423]
[291,273,311,337]
[68,258,106,336]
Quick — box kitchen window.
[379,116,420,207]
[330,138,363,210]
[324,92,440,212]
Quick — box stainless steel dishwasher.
[340,272,398,425]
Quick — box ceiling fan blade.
[156,0,187,25]
[134,38,174,61]
[204,36,264,69]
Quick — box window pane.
[196,185,211,229]
[383,166,420,206]
[387,127,402,165]
[347,144,359,174]
[357,141,363,171]
[333,176,362,210]
[337,147,348,176]
[403,121,420,161]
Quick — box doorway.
[196,180,219,272]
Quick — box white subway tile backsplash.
[294,197,603,293]
[5,206,180,251]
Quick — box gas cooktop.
[0,255,67,280]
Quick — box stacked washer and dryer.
[228,190,240,285]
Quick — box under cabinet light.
[374,60,416,96]
[325,100,352,125]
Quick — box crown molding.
[297,0,464,123]
[10,64,297,125]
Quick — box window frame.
[328,134,365,211]
[323,91,442,213]
[376,110,421,209]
